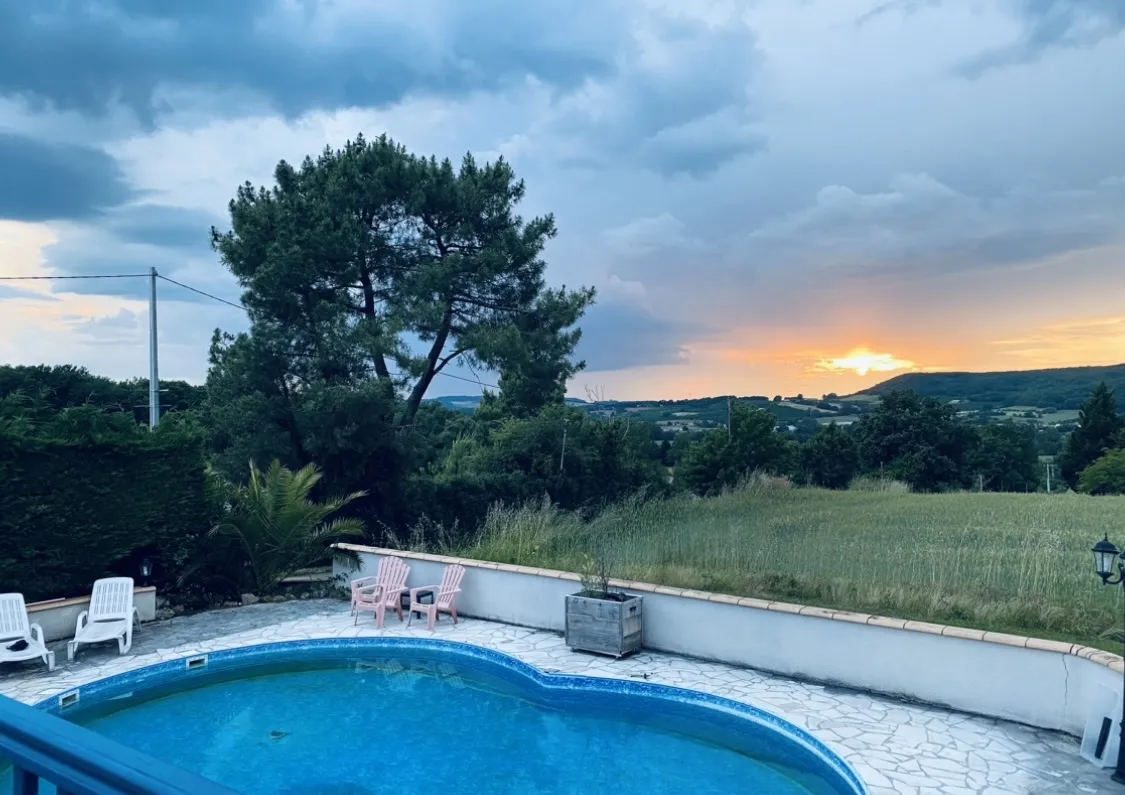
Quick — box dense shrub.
[1079,449,1125,495]
[390,473,543,545]
[678,404,791,495]
[848,475,911,493]
[0,432,211,601]
[438,406,668,515]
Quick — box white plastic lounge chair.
[68,577,139,662]
[0,593,54,671]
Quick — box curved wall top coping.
[335,542,1125,673]
[26,586,157,613]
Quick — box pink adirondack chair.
[350,555,404,615]
[354,557,410,629]
[349,576,379,616]
[407,564,465,631]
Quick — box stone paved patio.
[0,599,1115,795]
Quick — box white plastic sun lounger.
[0,593,54,671]
[68,577,139,662]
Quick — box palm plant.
[211,460,367,594]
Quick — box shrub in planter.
[564,549,643,658]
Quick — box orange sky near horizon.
[575,318,1125,402]
[4,215,1122,402]
[572,239,1125,401]
[5,232,1125,404]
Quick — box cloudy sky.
[1,0,1123,401]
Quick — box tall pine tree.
[1058,382,1122,489]
[210,134,594,428]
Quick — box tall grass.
[460,482,1125,647]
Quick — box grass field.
[456,482,1125,649]
[998,406,1081,424]
[778,401,834,413]
[816,414,860,425]
[1036,409,1081,424]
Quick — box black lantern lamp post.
[140,558,153,587]
[1092,535,1125,784]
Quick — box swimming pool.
[16,639,867,794]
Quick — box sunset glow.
[815,349,916,377]
[0,1,1122,403]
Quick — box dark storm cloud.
[548,12,765,178]
[47,270,245,313]
[73,308,141,345]
[589,172,1125,328]
[856,0,1125,77]
[855,0,944,27]
[106,204,219,252]
[28,201,229,303]
[741,174,1125,286]
[0,0,627,124]
[576,300,710,372]
[638,129,768,180]
[842,227,1118,283]
[37,249,152,301]
[0,134,134,221]
[46,267,241,307]
[958,0,1125,77]
[0,285,57,301]
[40,233,240,307]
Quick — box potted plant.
[564,547,643,657]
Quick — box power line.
[0,271,500,392]
[431,370,498,390]
[0,273,148,280]
[156,274,244,310]
[461,358,496,391]
[154,274,500,389]
[383,365,497,391]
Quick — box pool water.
[7,643,865,795]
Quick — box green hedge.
[0,433,211,602]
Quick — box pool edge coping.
[37,636,870,795]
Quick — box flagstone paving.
[0,599,1114,794]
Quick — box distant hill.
[429,395,485,413]
[853,364,1125,409]
[433,362,1125,426]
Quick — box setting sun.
[816,348,916,377]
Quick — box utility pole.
[1046,460,1053,493]
[559,418,568,473]
[727,395,733,441]
[148,266,160,428]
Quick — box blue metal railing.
[0,693,237,795]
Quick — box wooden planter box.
[565,592,643,657]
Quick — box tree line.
[676,390,1041,494]
[2,133,1115,571]
[12,132,1125,608]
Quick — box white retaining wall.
[335,544,1121,736]
[27,586,157,643]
